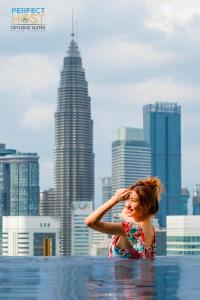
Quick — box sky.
[1,0,200,210]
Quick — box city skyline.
[0,1,200,210]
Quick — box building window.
[34,233,56,256]
[18,246,29,249]
[18,232,29,235]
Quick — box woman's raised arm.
[84,188,130,235]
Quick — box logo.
[10,8,46,32]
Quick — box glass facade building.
[143,102,182,227]
[0,152,39,216]
[54,32,94,255]
[193,184,200,215]
[112,128,151,219]
[101,177,112,222]
[0,144,39,254]
[181,188,189,215]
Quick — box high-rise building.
[193,184,200,215]
[112,128,151,219]
[101,177,112,222]
[0,150,39,216]
[0,144,39,254]
[143,102,181,227]
[71,201,93,255]
[91,230,112,256]
[167,216,200,255]
[39,188,55,216]
[54,29,94,255]
[181,188,190,215]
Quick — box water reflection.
[113,260,156,300]
[84,258,181,300]
[0,256,198,300]
[0,257,40,300]
[155,264,180,300]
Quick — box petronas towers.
[54,31,94,255]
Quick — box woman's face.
[123,190,143,221]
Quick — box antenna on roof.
[71,8,75,40]
[75,21,78,42]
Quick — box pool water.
[0,256,199,299]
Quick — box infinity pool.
[0,256,199,299]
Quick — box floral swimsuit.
[109,221,156,259]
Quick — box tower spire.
[71,8,75,40]
[75,21,78,43]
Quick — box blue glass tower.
[0,144,39,254]
[143,102,181,227]
[0,144,39,216]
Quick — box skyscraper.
[101,177,112,222]
[0,147,39,216]
[54,29,94,255]
[39,188,55,216]
[112,128,151,219]
[143,102,181,227]
[0,143,39,254]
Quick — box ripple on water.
[0,256,199,299]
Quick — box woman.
[84,177,163,259]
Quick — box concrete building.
[54,26,94,255]
[143,102,182,227]
[167,216,200,255]
[2,216,60,256]
[91,231,112,256]
[71,201,93,256]
[112,127,151,219]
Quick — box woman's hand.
[113,188,131,202]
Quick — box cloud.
[144,0,200,33]
[87,38,175,71]
[182,144,200,188]
[91,77,200,112]
[20,103,55,129]
[0,54,58,97]
[0,0,200,196]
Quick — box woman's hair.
[126,177,164,218]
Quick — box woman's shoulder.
[122,221,141,235]
[122,222,156,240]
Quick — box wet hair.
[125,177,164,219]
